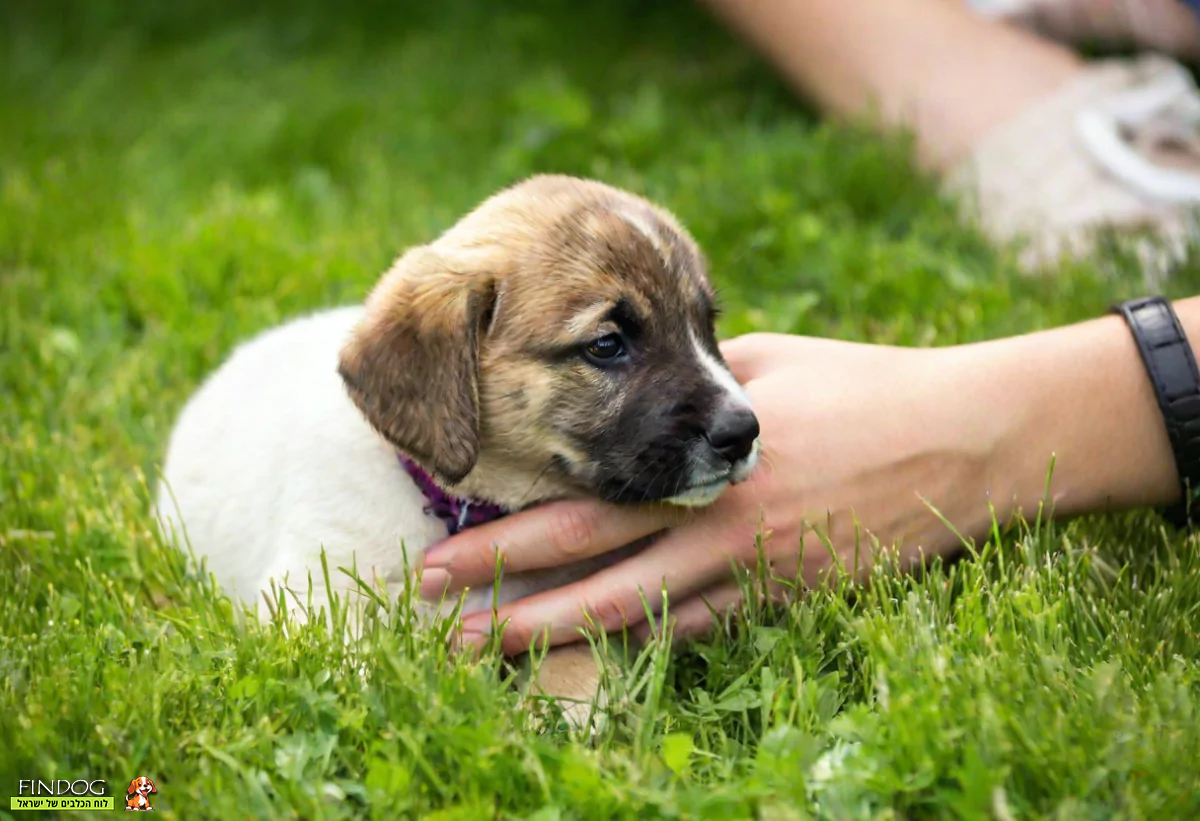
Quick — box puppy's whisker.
[612,459,657,504]
[638,463,672,503]
[517,459,557,509]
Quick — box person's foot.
[966,0,1200,62]
[945,53,1200,279]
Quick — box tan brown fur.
[336,174,749,732]
[340,174,717,509]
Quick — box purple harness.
[397,453,509,536]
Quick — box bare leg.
[698,0,1086,170]
[697,0,1200,278]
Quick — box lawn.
[3,0,1200,817]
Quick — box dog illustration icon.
[125,776,157,811]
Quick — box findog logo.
[125,776,157,812]
[11,778,113,812]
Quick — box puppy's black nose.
[705,407,760,464]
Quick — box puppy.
[154,174,761,730]
[125,777,156,811]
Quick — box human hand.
[420,331,1012,655]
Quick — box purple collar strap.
[397,453,510,536]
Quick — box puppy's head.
[338,174,760,510]
[128,777,155,796]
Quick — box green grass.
[3,0,1200,817]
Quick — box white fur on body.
[154,306,605,624]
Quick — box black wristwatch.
[1111,296,1200,528]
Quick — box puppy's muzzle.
[662,400,762,508]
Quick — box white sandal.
[946,54,1200,280]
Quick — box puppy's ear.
[339,247,497,486]
[126,780,138,796]
[147,780,157,794]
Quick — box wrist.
[950,308,1182,528]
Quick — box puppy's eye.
[583,333,626,365]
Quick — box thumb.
[719,332,787,384]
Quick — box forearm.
[955,298,1200,525]
[697,0,1082,169]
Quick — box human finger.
[419,498,676,598]
[632,579,746,645]
[455,517,749,655]
[718,333,779,384]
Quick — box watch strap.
[1111,296,1200,528]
